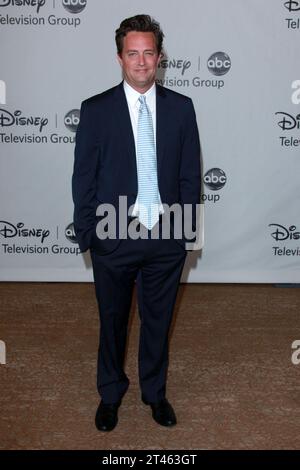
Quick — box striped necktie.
[136,94,160,229]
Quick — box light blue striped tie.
[136,95,160,229]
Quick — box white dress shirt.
[123,80,163,217]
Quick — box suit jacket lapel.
[156,84,167,187]
[113,81,167,196]
[113,82,138,194]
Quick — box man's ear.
[117,53,123,67]
[158,51,164,64]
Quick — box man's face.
[117,31,162,93]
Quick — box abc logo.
[204,168,227,190]
[207,52,231,76]
[64,109,80,132]
[65,223,77,243]
[62,0,87,14]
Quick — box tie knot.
[139,95,147,106]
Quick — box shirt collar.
[123,80,156,113]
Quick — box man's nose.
[138,53,145,65]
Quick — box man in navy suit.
[72,14,201,431]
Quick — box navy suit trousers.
[90,230,187,404]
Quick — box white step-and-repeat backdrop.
[1,0,299,282]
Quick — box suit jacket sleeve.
[72,100,99,253]
[179,98,201,243]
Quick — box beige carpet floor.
[0,282,300,450]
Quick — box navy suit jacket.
[72,81,201,255]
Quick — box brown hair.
[115,14,164,55]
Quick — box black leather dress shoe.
[95,400,121,432]
[143,397,177,427]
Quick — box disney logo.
[269,224,300,241]
[0,109,48,132]
[0,221,50,243]
[275,112,300,130]
[284,1,300,12]
[0,0,46,14]
[158,59,191,76]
